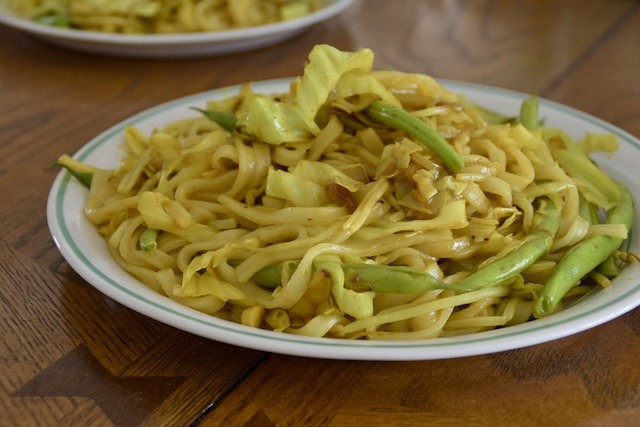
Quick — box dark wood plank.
[200,310,640,426]
[0,237,265,425]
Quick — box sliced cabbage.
[316,259,374,320]
[576,133,619,156]
[238,44,399,145]
[290,160,363,192]
[265,167,328,207]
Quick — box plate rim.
[46,78,640,360]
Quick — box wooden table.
[2,1,640,425]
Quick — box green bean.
[247,260,459,293]
[543,129,620,209]
[596,253,621,277]
[36,13,70,28]
[190,107,237,132]
[139,228,159,251]
[456,197,561,290]
[247,200,560,294]
[472,103,516,125]
[51,156,93,189]
[478,94,543,129]
[578,196,599,224]
[579,197,620,276]
[518,94,539,130]
[534,182,634,317]
[365,100,464,173]
[341,263,460,293]
[250,261,298,288]
[60,166,92,188]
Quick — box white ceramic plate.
[47,79,640,360]
[0,0,354,58]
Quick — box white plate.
[47,79,640,360]
[0,0,354,58]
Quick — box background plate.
[0,0,354,57]
[47,78,640,360]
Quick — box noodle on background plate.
[4,0,324,34]
[56,44,636,340]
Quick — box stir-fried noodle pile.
[58,45,636,339]
[6,0,323,33]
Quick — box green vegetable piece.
[61,166,92,188]
[36,13,70,28]
[580,197,621,278]
[534,182,634,317]
[472,103,516,125]
[555,148,620,210]
[139,228,159,251]
[596,254,621,278]
[543,129,620,210]
[341,263,460,293]
[365,99,464,173]
[578,197,599,225]
[456,197,561,290]
[250,262,298,288]
[248,260,459,293]
[191,107,237,132]
[518,95,539,130]
[51,159,93,189]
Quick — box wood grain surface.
[1,1,639,426]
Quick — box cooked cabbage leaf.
[239,44,398,144]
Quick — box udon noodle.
[58,45,635,339]
[5,0,323,34]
